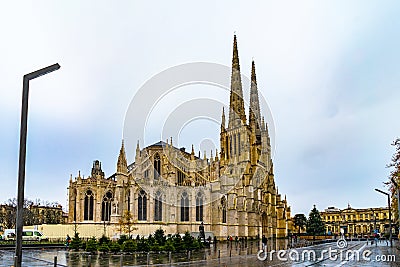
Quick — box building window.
[154,191,162,221]
[101,191,113,221]
[221,196,227,223]
[177,169,186,186]
[144,169,149,179]
[229,136,232,157]
[154,153,161,179]
[226,136,229,158]
[196,192,204,222]
[127,189,131,212]
[181,192,189,221]
[84,190,94,221]
[73,188,77,222]
[238,133,241,155]
[234,134,237,155]
[138,190,147,221]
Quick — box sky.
[0,1,399,215]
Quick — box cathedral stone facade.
[68,36,291,248]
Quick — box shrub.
[162,239,175,252]
[86,238,98,253]
[137,237,149,252]
[122,239,137,253]
[98,242,109,253]
[109,242,121,253]
[118,234,128,245]
[154,228,166,246]
[99,235,110,245]
[70,233,82,251]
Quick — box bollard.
[238,247,241,255]
[169,251,172,265]
[120,254,123,267]
[218,249,220,258]
[147,252,150,266]
[88,254,92,267]
[188,250,191,261]
[54,256,57,267]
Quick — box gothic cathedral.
[68,35,291,249]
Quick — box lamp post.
[391,178,400,239]
[14,63,60,267]
[374,188,392,247]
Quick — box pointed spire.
[249,60,262,137]
[261,116,265,131]
[232,34,240,71]
[117,139,128,174]
[228,34,246,128]
[215,148,219,161]
[191,144,195,155]
[203,150,207,160]
[170,136,173,146]
[221,107,226,129]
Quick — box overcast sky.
[1,1,399,215]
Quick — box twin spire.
[226,35,262,131]
[117,140,128,174]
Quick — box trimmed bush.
[109,242,121,253]
[122,239,137,253]
[118,234,128,245]
[86,238,98,253]
[70,233,82,251]
[98,242,109,252]
[99,235,110,245]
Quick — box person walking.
[65,234,71,248]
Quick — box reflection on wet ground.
[0,241,398,266]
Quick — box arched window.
[181,192,189,222]
[84,190,94,221]
[73,188,77,222]
[225,136,229,158]
[229,136,232,158]
[102,191,113,221]
[196,192,204,222]
[221,196,227,223]
[177,169,186,186]
[127,189,131,212]
[154,153,161,179]
[238,133,241,155]
[154,191,162,221]
[234,134,237,155]
[138,190,147,221]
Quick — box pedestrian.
[65,234,71,248]
[262,235,267,251]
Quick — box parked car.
[3,229,48,242]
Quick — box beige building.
[321,205,394,236]
[67,36,291,249]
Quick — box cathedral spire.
[117,140,128,174]
[228,34,246,128]
[221,107,226,129]
[249,60,262,139]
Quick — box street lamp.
[391,178,400,238]
[374,188,392,247]
[14,63,60,267]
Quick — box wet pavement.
[0,240,398,266]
